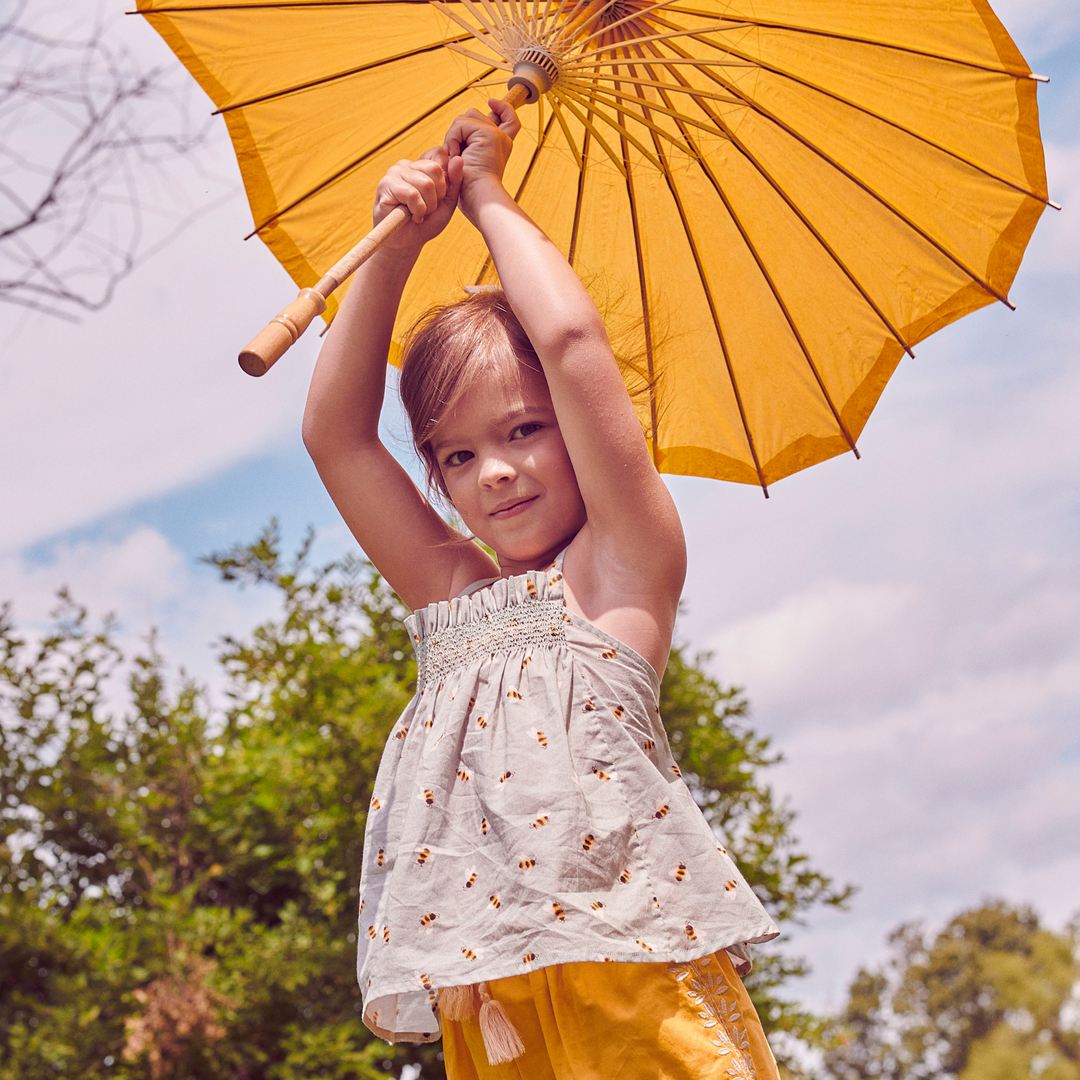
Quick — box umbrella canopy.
[136,0,1051,491]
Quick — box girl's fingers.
[488,98,521,138]
[378,158,447,221]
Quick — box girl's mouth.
[489,495,538,519]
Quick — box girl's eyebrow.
[431,405,552,454]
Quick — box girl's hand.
[372,146,460,256]
[444,100,520,220]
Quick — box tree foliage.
[825,900,1080,1080]
[1,524,847,1078]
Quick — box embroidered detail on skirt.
[670,955,758,1076]
[415,598,565,688]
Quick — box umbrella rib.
[616,42,766,493]
[662,9,1047,81]
[243,71,495,239]
[645,15,1054,206]
[212,36,473,114]
[657,35,1016,309]
[567,123,593,267]
[473,110,558,286]
[633,38,912,358]
[135,2,439,11]
[635,38,861,454]
[608,33,659,464]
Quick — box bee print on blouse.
[592,767,611,781]
[382,926,390,943]
[499,771,513,784]
[476,715,488,730]
[464,872,477,889]
[527,580,538,599]
[521,655,532,669]
[367,925,377,939]
[419,973,433,991]
[641,738,655,752]
[636,939,654,952]
[423,789,434,806]
[370,796,381,811]
[601,648,617,660]
[507,689,523,701]
[724,879,738,892]
[613,705,625,719]
[591,901,604,911]
[532,730,548,748]
[671,763,683,777]
[582,833,595,852]
[416,848,431,867]
[674,863,688,882]
[522,953,536,964]
[685,923,697,940]
[489,894,501,909]
[457,769,469,782]
[481,818,489,835]
[583,700,596,712]
[420,912,439,927]
[376,848,385,867]
[530,816,549,829]
[619,868,632,884]
[654,803,670,819]
[461,948,478,961]
[519,858,536,872]
[394,727,408,740]
[552,902,566,922]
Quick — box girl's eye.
[511,423,542,440]
[445,450,473,467]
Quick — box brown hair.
[398,290,542,500]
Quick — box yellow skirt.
[442,951,779,1080]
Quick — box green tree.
[1,524,847,1079]
[825,900,1080,1080]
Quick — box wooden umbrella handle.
[239,81,533,377]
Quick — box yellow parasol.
[135,0,1052,493]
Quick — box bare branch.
[0,1,236,318]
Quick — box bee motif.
[581,834,595,853]
[461,948,478,961]
[425,717,434,728]
[359,899,365,914]
[591,901,605,911]
[717,845,728,856]
[613,705,625,719]
[416,848,431,866]
[685,923,698,941]
[530,816,549,829]
[500,771,513,783]
[636,939,654,952]
[642,738,655,751]
[674,863,688,882]
[519,858,536,871]
[420,912,439,927]
[521,656,532,669]
[549,572,563,585]
[419,973,433,991]
[601,648,617,660]
[464,873,477,889]
[481,818,489,835]
[382,926,390,943]
[724,879,737,892]
[592,767,611,781]
[377,848,385,867]
[534,731,548,748]
[468,697,476,710]
[489,894,501,909]
[476,715,488,730]
[654,804,670,819]
[457,769,469,782]
[413,633,420,643]
[437,683,444,693]
[394,728,408,740]
[423,789,434,806]
[583,700,596,712]
[563,613,572,623]
[552,902,566,922]
[527,580,538,599]
[367,925,377,939]
[619,868,632,884]
[671,763,683,777]
[653,896,661,909]
[522,953,536,964]
[370,797,381,810]
[507,689,523,701]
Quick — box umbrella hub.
[508,47,562,104]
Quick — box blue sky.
[2,0,1078,1012]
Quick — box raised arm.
[302,149,497,609]
[446,105,686,670]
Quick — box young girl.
[304,101,780,1079]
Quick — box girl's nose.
[478,453,515,487]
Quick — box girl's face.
[433,359,586,571]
